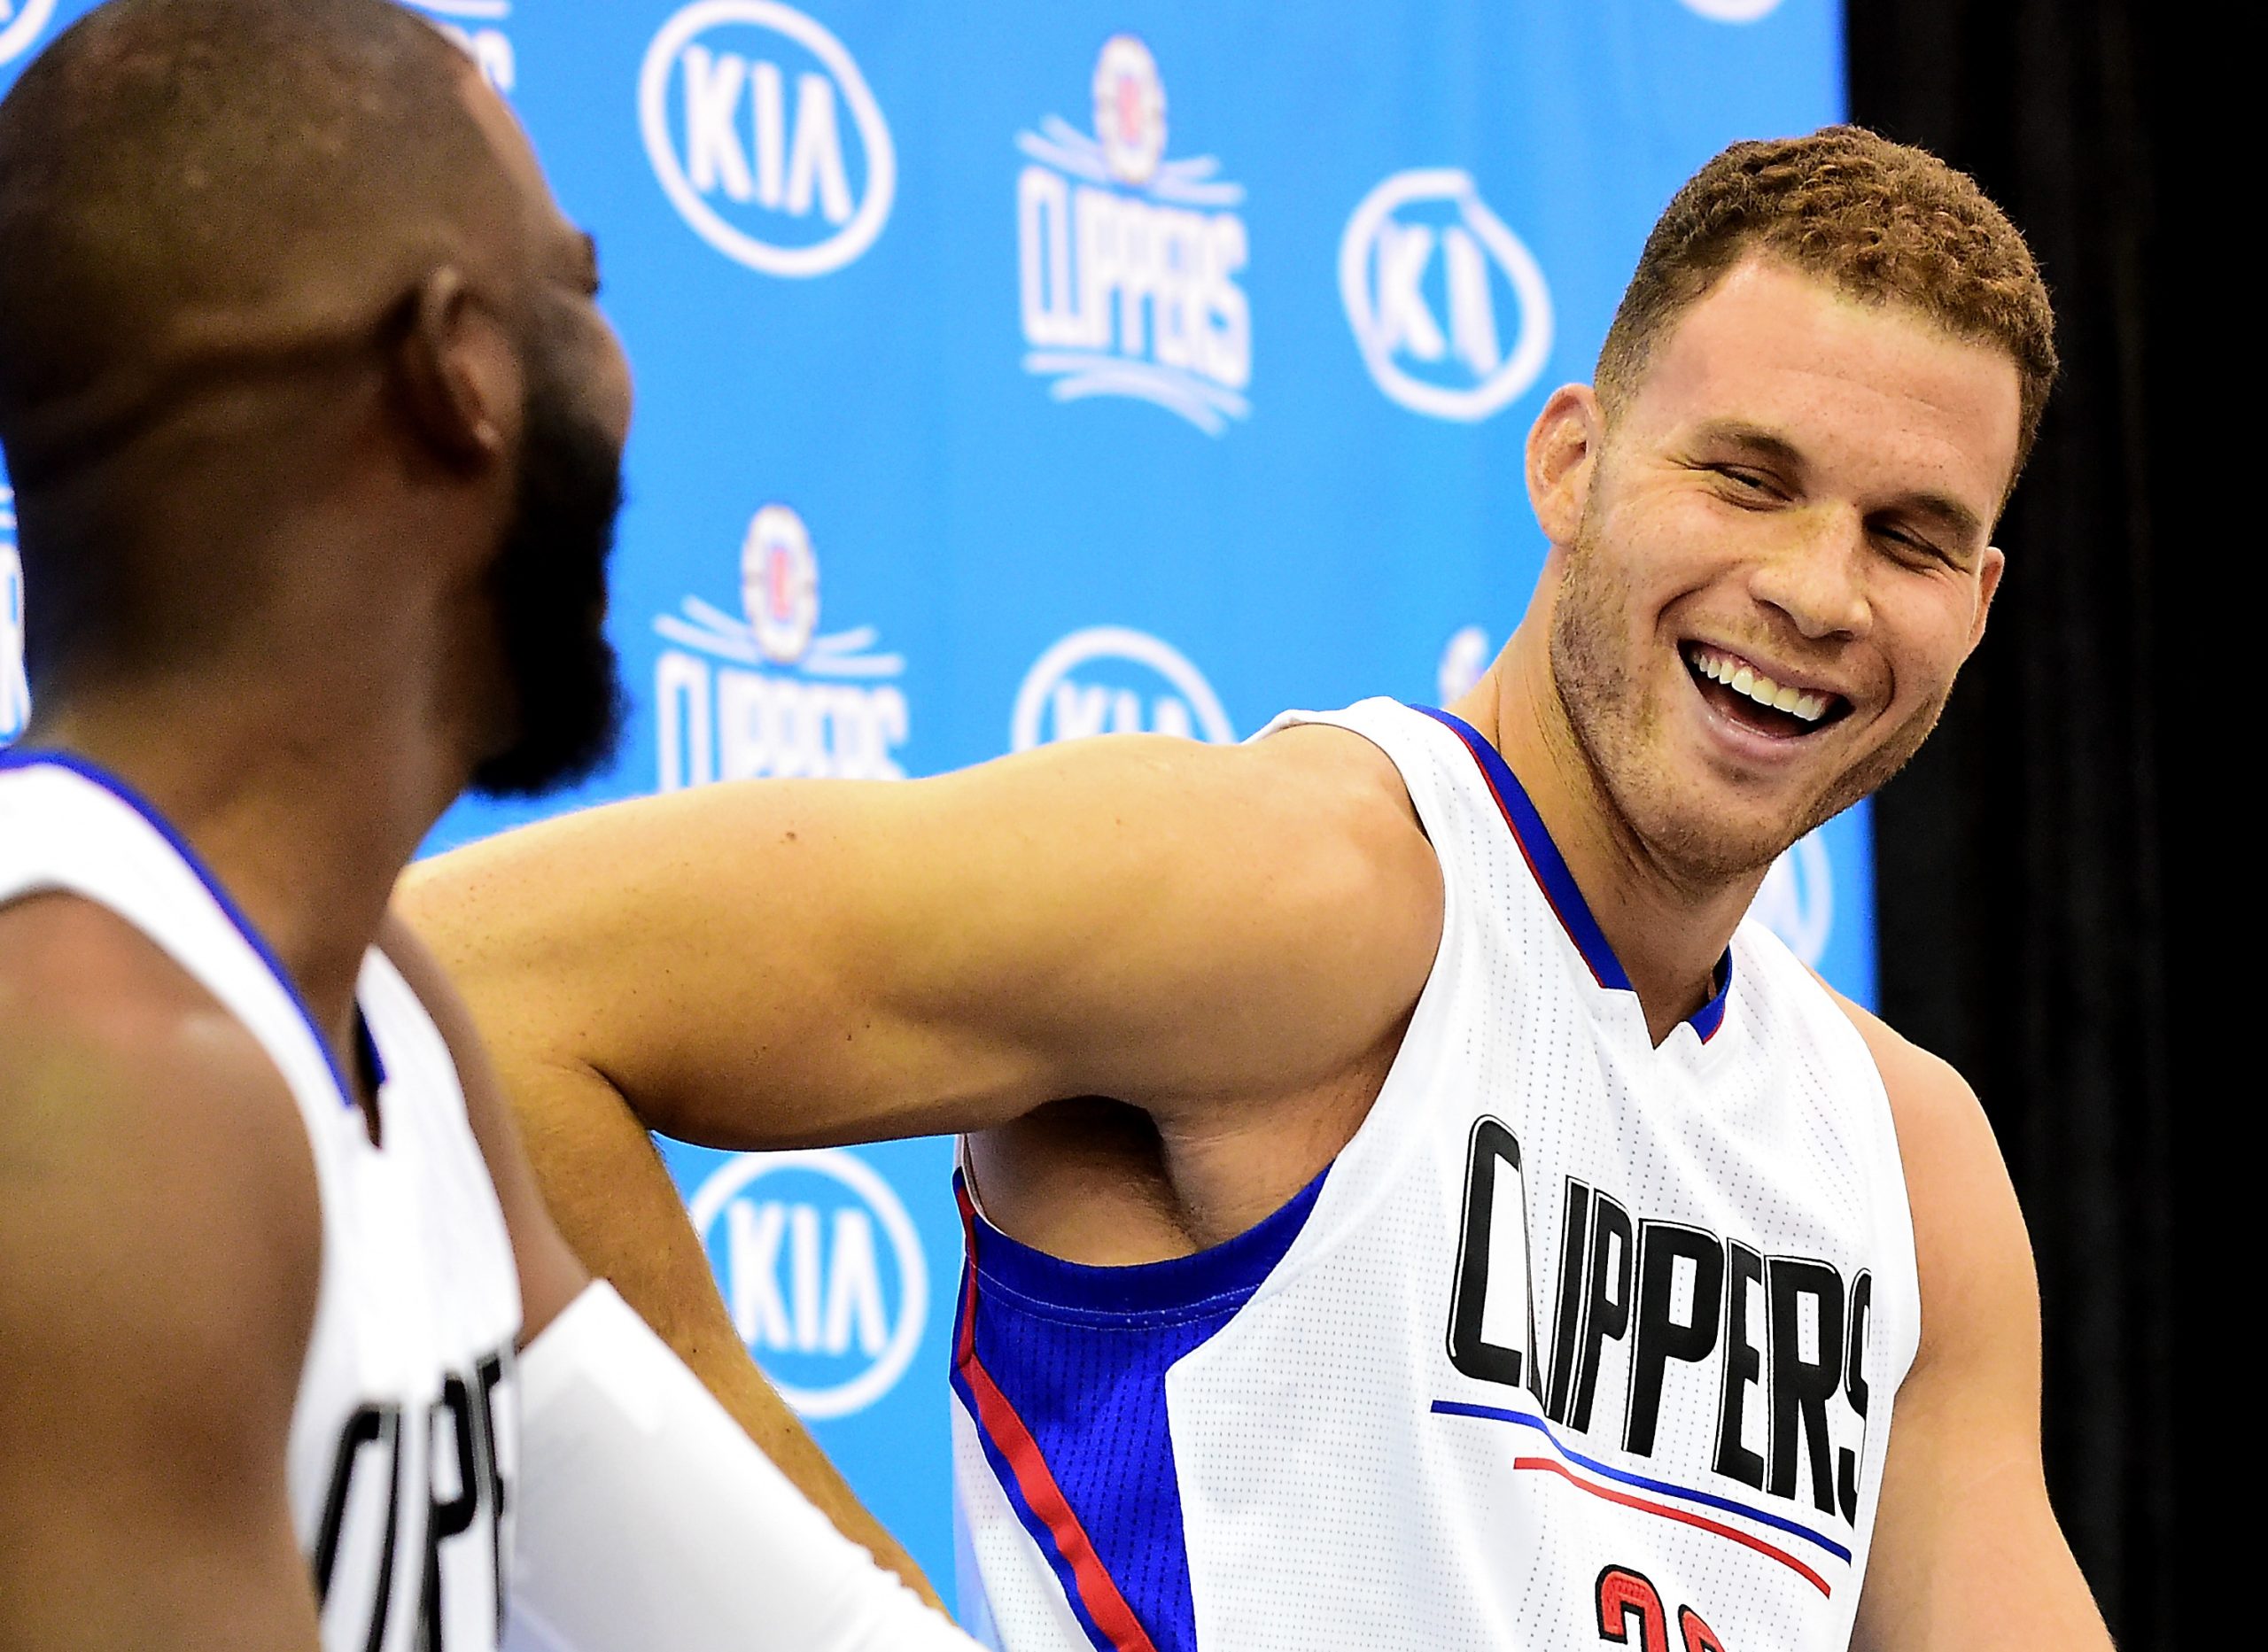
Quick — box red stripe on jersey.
[1514,1456,1832,1596]
[955,1188,1162,1652]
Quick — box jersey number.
[1597,1566,1725,1652]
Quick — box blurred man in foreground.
[0,3,976,1647]
[412,130,2112,1649]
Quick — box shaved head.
[0,0,631,798]
[0,0,505,474]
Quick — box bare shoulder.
[1821,984,2035,1373]
[1824,988,1997,1167]
[0,888,322,1425]
[0,890,312,1162]
[1060,722,1443,981]
[0,893,327,1643]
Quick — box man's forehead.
[1635,258,2023,507]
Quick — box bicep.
[1845,1011,2108,1650]
[0,977,324,1648]
[403,732,1439,1148]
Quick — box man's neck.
[24,670,464,1075]
[1449,627,1768,1047]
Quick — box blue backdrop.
[2,0,1854,1600]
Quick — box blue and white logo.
[1012,625,1233,749]
[1016,35,1251,435]
[1340,169,1554,423]
[0,0,57,69]
[652,502,909,788]
[641,0,896,278]
[2,489,27,743]
[1752,829,1835,966]
[402,0,515,93]
[688,1150,928,1420]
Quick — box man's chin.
[1625,780,1821,885]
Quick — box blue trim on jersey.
[957,1165,1329,1651]
[950,1356,1128,1652]
[967,1164,1327,1319]
[0,748,369,1108]
[1410,707,1734,1042]
[1430,1400,1852,1563]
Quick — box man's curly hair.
[1597,125,2058,477]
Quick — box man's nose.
[1748,507,1873,641]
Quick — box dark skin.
[0,58,591,1648]
[0,53,933,1638]
[0,56,922,1649]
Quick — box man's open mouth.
[1682,643,1851,739]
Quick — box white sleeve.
[501,1281,983,1652]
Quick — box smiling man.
[407,128,2109,1650]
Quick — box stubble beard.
[1548,513,1952,886]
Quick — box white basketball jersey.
[0,751,523,1652]
[950,699,1920,1652]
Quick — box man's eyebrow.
[1882,488,1986,548]
[1691,419,1988,546]
[1689,420,1809,473]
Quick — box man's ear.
[393,268,518,469]
[1526,384,1603,548]
[1969,545,2007,653]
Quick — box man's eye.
[1877,529,1945,564]
[1713,466,1776,497]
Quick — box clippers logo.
[313,1351,515,1651]
[0,0,57,69]
[1340,169,1554,423]
[1012,625,1233,750]
[688,1150,928,1419]
[2,489,27,743]
[653,503,910,788]
[1016,35,1252,435]
[402,0,515,92]
[1449,1122,1881,1533]
[641,0,896,278]
[1751,830,1835,966]
[742,502,819,664]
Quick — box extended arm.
[399,729,1435,1625]
[400,727,1438,1152]
[1841,1000,2110,1650]
[0,897,326,1652]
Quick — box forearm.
[501,1051,940,1604]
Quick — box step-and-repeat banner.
[4,0,1856,1598]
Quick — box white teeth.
[1689,646,1835,725]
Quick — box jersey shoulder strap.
[0,750,359,1144]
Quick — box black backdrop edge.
[1846,3,2186,1647]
